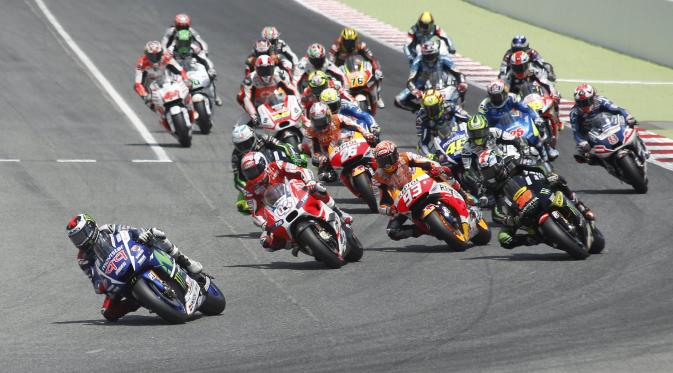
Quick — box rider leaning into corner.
[372,140,475,241]
[67,214,203,321]
[170,29,222,106]
[161,13,209,54]
[569,83,645,164]
[416,89,470,156]
[329,27,385,109]
[134,40,195,130]
[403,11,456,63]
[319,87,380,137]
[239,152,353,252]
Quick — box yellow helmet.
[421,89,444,119]
[308,70,329,89]
[320,87,340,112]
[418,11,434,33]
[341,28,358,41]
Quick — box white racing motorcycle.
[151,72,193,147]
[181,59,214,135]
[256,89,305,153]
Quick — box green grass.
[340,0,673,122]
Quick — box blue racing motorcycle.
[92,232,225,324]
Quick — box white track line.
[557,78,673,85]
[57,159,97,163]
[33,0,172,163]
[0,159,20,162]
[131,159,173,163]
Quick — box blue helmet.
[512,35,528,51]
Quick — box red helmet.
[374,140,400,173]
[574,83,596,113]
[487,79,508,107]
[144,40,163,64]
[174,13,191,30]
[255,54,275,81]
[309,102,332,131]
[241,152,269,185]
[510,51,530,79]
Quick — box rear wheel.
[618,155,647,193]
[540,218,589,260]
[172,112,192,147]
[194,101,212,134]
[297,225,344,269]
[352,172,378,213]
[132,272,188,324]
[423,209,468,251]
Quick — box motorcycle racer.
[372,140,472,240]
[171,29,222,106]
[329,28,385,108]
[301,71,354,112]
[403,11,456,63]
[260,26,299,71]
[295,43,347,90]
[570,83,642,164]
[240,152,352,251]
[306,102,376,182]
[241,55,299,125]
[134,41,195,130]
[395,38,467,112]
[231,125,303,214]
[416,89,469,156]
[498,35,556,81]
[319,87,380,137]
[161,13,209,54]
[504,51,559,100]
[67,214,203,321]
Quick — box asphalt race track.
[2,1,673,372]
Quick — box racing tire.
[471,219,491,246]
[297,225,344,269]
[618,155,648,194]
[540,218,589,260]
[172,113,192,148]
[198,281,226,315]
[424,210,469,251]
[352,172,378,213]
[345,229,364,262]
[132,273,188,324]
[589,226,606,254]
[194,101,212,134]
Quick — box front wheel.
[618,155,647,193]
[132,274,188,324]
[471,219,491,246]
[345,228,364,262]
[540,218,589,260]
[172,112,192,147]
[198,280,226,315]
[297,225,344,269]
[194,101,212,134]
[423,209,468,251]
[352,172,378,213]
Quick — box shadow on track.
[334,197,363,204]
[344,207,376,214]
[463,252,574,261]
[225,261,328,270]
[367,244,452,253]
[215,232,259,239]
[576,188,637,195]
[52,313,206,326]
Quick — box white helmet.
[232,125,257,152]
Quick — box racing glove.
[138,227,166,246]
[457,82,468,93]
[626,114,637,127]
[374,69,384,80]
[207,68,217,79]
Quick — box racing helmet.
[67,214,99,251]
[340,28,358,52]
[255,54,276,82]
[510,51,530,79]
[174,29,192,58]
[417,11,434,35]
[307,43,327,69]
[144,40,163,64]
[420,38,440,64]
[309,102,332,131]
[174,13,191,30]
[374,140,400,173]
[254,39,272,56]
[307,70,329,96]
[261,26,280,45]
[511,35,529,51]
[421,89,445,120]
[466,114,490,146]
[319,88,341,113]
[232,125,258,152]
[487,79,509,108]
[574,83,596,113]
[240,152,269,184]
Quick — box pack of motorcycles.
[163,29,649,267]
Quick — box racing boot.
[215,96,223,106]
[569,192,595,221]
[388,226,422,241]
[168,246,203,275]
[326,197,353,225]
[377,96,385,109]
